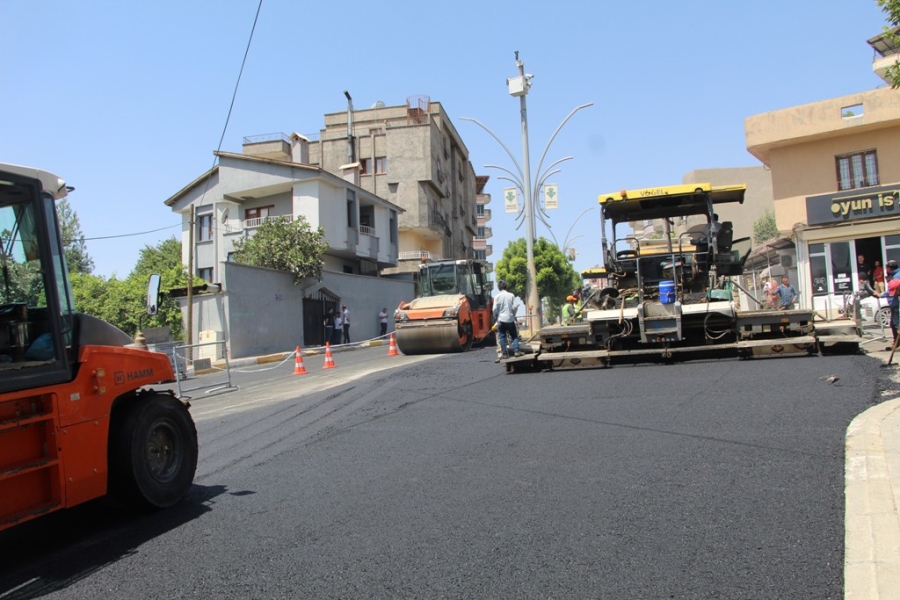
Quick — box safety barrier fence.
[150,340,238,399]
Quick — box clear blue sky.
[1,0,891,279]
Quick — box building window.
[245,206,272,221]
[197,267,213,283]
[836,150,878,191]
[375,157,387,174]
[477,226,485,238]
[360,158,371,175]
[198,214,213,242]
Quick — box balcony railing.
[245,214,295,229]
[399,251,441,261]
[360,225,376,237]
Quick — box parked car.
[846,294,891,328]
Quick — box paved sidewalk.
[845,347,900,599]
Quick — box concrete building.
[164,136,411,356]
[474,175,494,264]
[307,95,479,276]
[744,28,900,317]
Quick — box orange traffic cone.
[323,342,336,369]
[293,346,307,375]
[387,333,398,356]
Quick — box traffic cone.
[293,346,307,375]
[323,342,336,369]
[387,333,399,356]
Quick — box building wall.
[744,85,900,313]
[189,261,415,359]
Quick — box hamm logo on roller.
[114,369,154,385]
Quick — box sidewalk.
[214,337,391,370]
[845,345,900,599]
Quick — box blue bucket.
[659,280,676,304]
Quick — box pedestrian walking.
[341,305,351,344]
[493,280,522,361]
[379,307,388,337]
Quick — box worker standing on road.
[493,280,522,360]
[881,259,900,346]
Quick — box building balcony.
[398,250,442,261]
[223,214,296,234]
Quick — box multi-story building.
[473,175,493,264]
[307,95,479,276]
[744,28,900,315]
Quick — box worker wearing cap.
[563,295,577,324]
[881,259,900,346]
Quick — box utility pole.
[508,54,541,334]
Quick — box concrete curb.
[845,349,900,599]
[213,339,390,370]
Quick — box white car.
[854,295,891,328]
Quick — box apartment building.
[307,95,479,276]
[474,175,493,264]
[744,28,900,315]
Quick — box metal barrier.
[165,341,238,398]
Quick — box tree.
[230,216,328,282]
[57,198,94,274]
[495,237,580,321]
[753,209,779,245]
[69,238,188,338]
[877,0,900,88]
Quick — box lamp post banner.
[504,188,519,214]
[544,184,558,209]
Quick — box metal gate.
[303,289,340,347]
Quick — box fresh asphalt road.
[0,345,891,599]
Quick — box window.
[245,206,271,221]
[360,158,371,175]
[836,150,878,191]
[197,267,213,283]
[375,157,387,174]
[198,214,213,242]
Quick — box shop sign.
[805,184,899,225]
[832,271,852,293]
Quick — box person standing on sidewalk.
[323,307,336,346]
[378,307,388,337]
[333,311,343,345]
[341,305,351,344]
[881,259,900,347]
[492,280,522,360]
[773,276,798,310]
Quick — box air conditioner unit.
[780,255,794,268]
[198,330,224,361]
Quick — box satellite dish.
[221,208,229,224]
[370,100,385,108]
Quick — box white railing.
[244,214,295,229]
[360,225,376,236]
[399,250,441,261]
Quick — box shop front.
[794,182,900,319]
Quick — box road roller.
[394,259,495,354]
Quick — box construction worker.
[563,295,578,324]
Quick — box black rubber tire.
[459,323,474,352]
[109,392,198,509]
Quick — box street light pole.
[512,56,541,334]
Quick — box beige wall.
[746,87,900,231]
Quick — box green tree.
[69,238,188,338]
[753,209,779,245]
[877,0,900,88]
[57,198,94,274]
[230,216,328,282]
[495,237,580,320]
